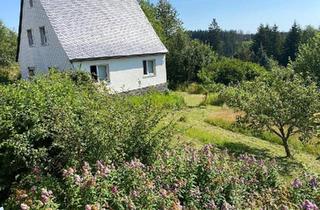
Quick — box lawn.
[171,92,320,178]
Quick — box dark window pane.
[29,0,33,7]
[28,67,35,78]
[90,65,98,81]
[27,30,33,46]
[143,60,147,75]
[39,27,47,45]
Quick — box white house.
[17,0,168,92]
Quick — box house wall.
[18,0,71,79]
[72,54,167,93]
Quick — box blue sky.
[1,0,320,33]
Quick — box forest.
[0,0,320,209]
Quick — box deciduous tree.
[0,21,17,67]
[294,33,320,85]
[225,68,320,158]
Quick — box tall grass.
[205,117,320,156]
[128,91,185,110]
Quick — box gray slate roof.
[40,0,168,61]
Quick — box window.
[39,26,48,45]
[29,0,34,7]
[28,67,35,78]
[90,65,110,82]
[27,29,34,47]
[143,60,155,76]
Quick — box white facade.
[72,54,167,92]
[18,0,168,92]
[18,0,71,79]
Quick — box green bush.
[198,57,266,86]
[176,83,208,95]
[0,64,21,84]
[0,71,172,202]
[201,93,226,106]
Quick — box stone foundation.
[122,83,168,95]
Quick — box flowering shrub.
[290,174,319,209]
[5,188,59,210]
[8,145,308,209]
[0,71,176,203]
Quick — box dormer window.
[29,0,33,7]
[27,29,34,47]
[39,26,48,45]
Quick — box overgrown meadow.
[0,71,319,210]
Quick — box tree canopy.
[0,21,17,67]
[225,68,320,158]
[294,33,320,86]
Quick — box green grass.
[128,91,185,109]
[170,92,320,177]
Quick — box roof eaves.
[69,51,168,63]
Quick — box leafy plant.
[5,145,293,210]
[224,68,320,158]
[0,64,21,84]
[199,57,266,86]
[0,71,173,202]
[294,32,320,86]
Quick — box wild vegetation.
[0,21,20,84]
[0,0,320,209]
[223,68,320,158]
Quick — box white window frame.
[143,60,156,77]
[39,26,48,46]
[27,29,34,47]
[90,64,110,82]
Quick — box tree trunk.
[282,138,292,158]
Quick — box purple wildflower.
[302,200,319,210]
[127,159,145,169]
[32,166,41,175]
[203,145,213,158]
[310,177,318,189]
[41,188,49,197]
[131,190,139,198]
[190,187,201,200]
[111,186,118,194]
[205,200,217,209]
[96,160,111,177]
[292,178,303,188]
[20,203,30,210]
[30,186,37,193]
[221,201,234,210]
[19,193,28,199]
[160,189,168,197]
[82,162,92,176]
[280,205,289,210]
[40,188,53,204]
[74,174,82,185]
[41,194,49,204]
[63,167,75,178]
